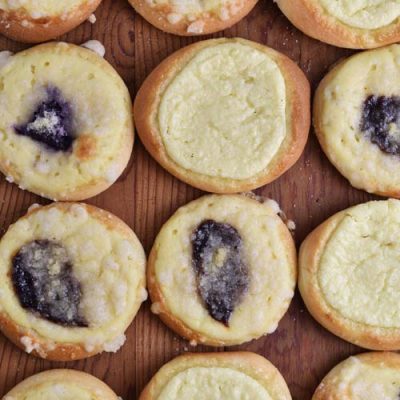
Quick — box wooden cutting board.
[0,1,379,399]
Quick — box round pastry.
[2,369,118,400]
[0,42,133,201]
[148,194,296,346]
[276,0,400,49]
[313,352,400,400]
[0,0,102,43]
[314,44,400,198]
[299,199,400,350]
[139,352,292,400]
[128,0,258,36]
[134,38,310,193]
[0,202,146,361]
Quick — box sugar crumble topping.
[240,192,296,232]
[151,302,162,314]
[0,50,13,69]
[88,13,97,24]
[81,40,106,58]
[84,333,126,353]
[20,335,40,354]
[103,333,126,352]
[28,203,41,212]
[146,0,245,30]
[167,13,183,24]
[187,20,205,33]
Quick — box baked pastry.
[276,0,400,49]
[148,194,296,346]
[134,38,310,193]
[314,44,400,198]
[0,202,146,361]
[0,42,133,201]
[299,199,400,350]
[139,352,292,400]
[313,352,400,400]
[128,0,257,36]
[2,369,118,400]
[0,0,102,43]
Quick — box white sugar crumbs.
[71,203,88,220]
[28,203,41,212]
[139,287,148,302]
[88,14,97,24]
[167,13,183,24]
[187,20,205,34]
[20,336,40,354]
[103,333,126,352]
[241,192,296,231]
[0,50,13,69]
[105,163,121,183]
[151,302,162,314]
[81,40,106,58]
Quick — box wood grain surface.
[0,1,380,399]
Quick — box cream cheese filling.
[0,0,90,18]
[157,367,272,400]
[148,0,237,16]
[6,383,103,400]
[158,42,286,180]
[318,200,400,329]
[329,356,400,399]
[319,0,400,30]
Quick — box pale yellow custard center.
[157,367,272,400]
[158,42,286,180]
[319,200,400,328]
[319,0,400,30]
[0,0,90,18]
[5,383,101,400]
[330,357,400,399]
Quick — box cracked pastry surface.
[0,0,102,43]
[299,199,400,350]
[0,202,146,361]
[313,352,400,400]
[276,0,400,49]
[139,352,292,400]
[2,369,118,400]
[0,42,133,201]
[128,0,258,36]
[134,38,310,193]
[314,44,400,198]
[147,194,296,346]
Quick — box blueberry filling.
[360,95,400,155]
[12,240,87,327]
[14,86,74,152]
[191,220,249,326]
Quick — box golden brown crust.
[139,352,292,400]
[128,0,257,36]
[0,202,145,361]
[4,369,118,399]
[134,38,310,193]
[277,0,400,49]
[299,207,400,350]
[0,0,102,43]
[312,352,400,400]
[147,194,297,347]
